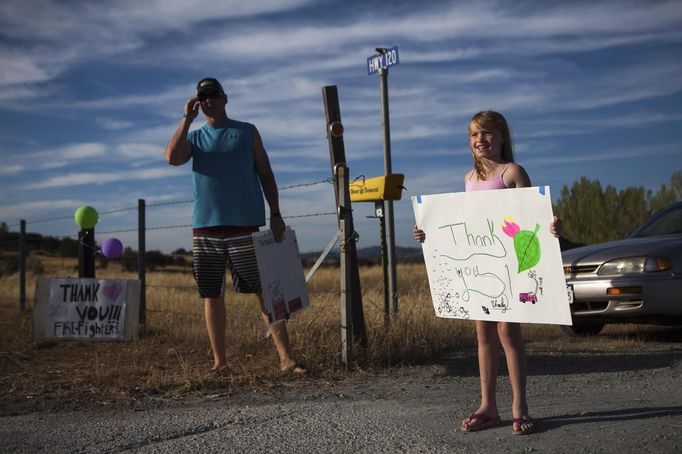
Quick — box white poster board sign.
[253,228,310,324]
[412,186,571,325]
[37,278,131,340]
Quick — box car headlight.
[597,256,672,275]
[645,256,673,272]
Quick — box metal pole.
[19,220,26,312]
[378,57,399,318]
[375,202,389,324]
[337,164,353,367]
[138,198,146,326]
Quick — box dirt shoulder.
[2,344,682,453]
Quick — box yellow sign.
[350,174,404,202]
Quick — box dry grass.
[1,253,680,409]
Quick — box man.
[165,77,304,374]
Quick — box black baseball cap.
[196,77,225,97]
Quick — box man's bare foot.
[280,360,306,375]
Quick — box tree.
[554,177,617,244]
[648,170,682,213]
[59,238,80,258]
[121,247,138,272]
[554,171,682,245]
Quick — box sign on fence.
[253,228,309,324]
[412,186,571,325]
[32,277,141,341]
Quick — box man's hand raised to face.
[184,96,200,121]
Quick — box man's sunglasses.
[198,92,223,101]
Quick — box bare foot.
[280,361,306,375]
[460,412,501,432]
[512,415,535,435]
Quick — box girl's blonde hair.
[468,111,514,180]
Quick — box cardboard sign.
[253,228,310,324]
[412,186,571,325]
[32,278,140,340]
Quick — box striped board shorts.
[192,226,261,298]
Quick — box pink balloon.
[101,238,123,259]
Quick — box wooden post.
[336,164,353,366]
[19,220,26,312]
[322,85,367,349]
[138,199,146,326]
[78,228,96,278]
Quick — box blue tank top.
[188,119,265,228]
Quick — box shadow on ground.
[436,351,681,378]
[536,406,682,433]
[438,326,682,378]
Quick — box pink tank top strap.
[499,163,512,179]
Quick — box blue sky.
[1,0,682,254]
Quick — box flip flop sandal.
[512,415,535,435]
[460,413,502,432]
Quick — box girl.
[413,111,561,435]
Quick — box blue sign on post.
[367,47,400,75]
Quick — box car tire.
[560,323,605,336]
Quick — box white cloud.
[3,143,110,174]
[0,48,52,85]
[0,199,81,220]
[0,0,315,94]
[24,166,183,190]
[116,143,164,161]
[96,117,134,130]
[59,143,107,159]
[526,143,681,167]
[0,164,23,175]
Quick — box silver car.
[561,201,682,335]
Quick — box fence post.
[19,219,26,312]
[78,228,96,278]
[336,164,354,366]
[322,85,367,351]
[138,198,146,327]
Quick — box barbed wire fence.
[1,176,343,319]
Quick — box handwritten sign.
[412,187,571,325]
[47,279,126,339]
[33,278,140,341]
[253,228,310,324]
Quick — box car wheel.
[560,323,605,336]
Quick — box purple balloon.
[101,238,123,259]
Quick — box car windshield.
[631,204,682,238]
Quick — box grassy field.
[1,253,680,408]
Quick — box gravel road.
[2,347,681,453]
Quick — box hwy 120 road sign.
[367,47,400,75]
